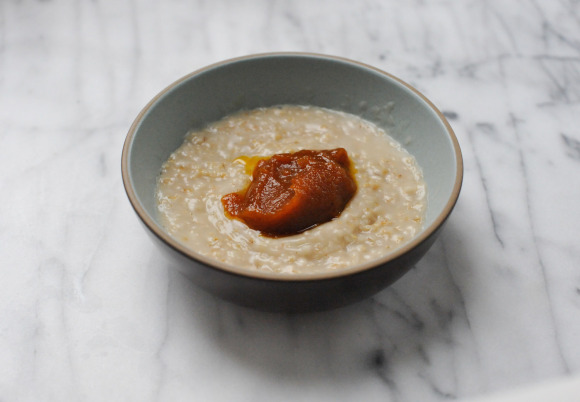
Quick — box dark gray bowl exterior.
[143,218,445,313]
[123,53,463,313]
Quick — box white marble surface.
[1,0,579,401]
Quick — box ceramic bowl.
[121,53,463,313]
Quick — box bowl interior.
[125,54,461,267]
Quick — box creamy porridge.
[156,105,426,274]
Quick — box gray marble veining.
[1,0,579,401]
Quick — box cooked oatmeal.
[156,105,426,274]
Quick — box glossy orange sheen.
[222,148,357,236]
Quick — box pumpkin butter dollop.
[221,148,357,236]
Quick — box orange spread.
[222,148,357,236]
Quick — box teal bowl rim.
[121,52,463,282]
